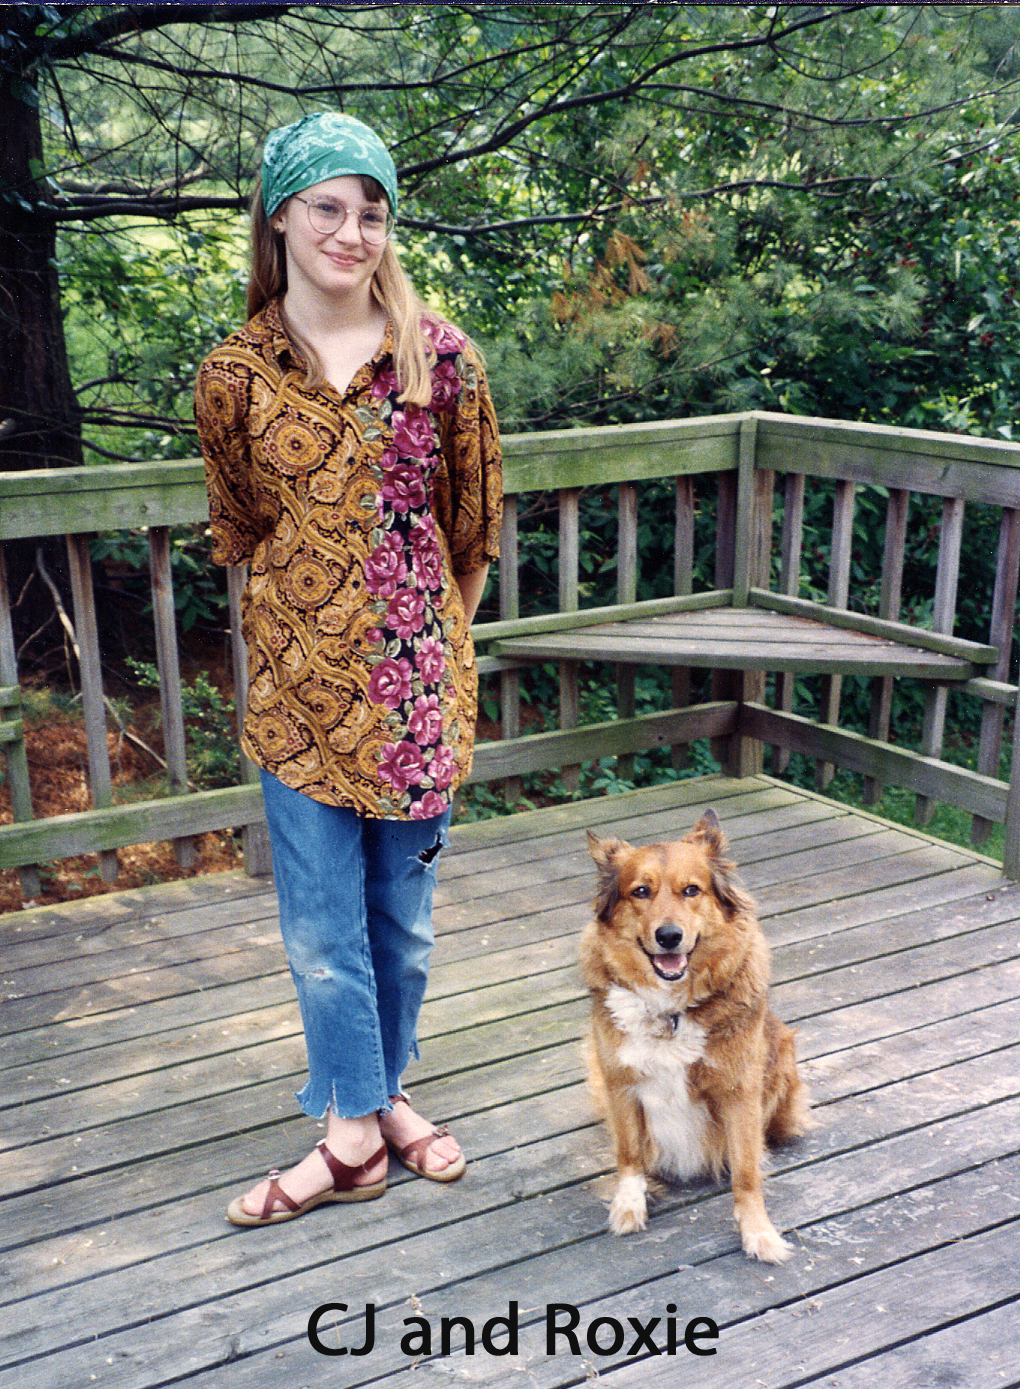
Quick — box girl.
[195,113,502,1226]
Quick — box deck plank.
[1,773,1017,1389]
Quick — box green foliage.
[780,762,1006,862]
[64,223,248,462]
[88,526,229,633]
[456,740,721,822]
[126,658,240,789]
[31,4,1020,449]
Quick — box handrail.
[8,409,1020,538]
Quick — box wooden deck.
[1,774,1018,1389]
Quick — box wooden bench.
[493,589,997,681]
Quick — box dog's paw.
[608,1174,648,1235]
[741,1221,794,1264]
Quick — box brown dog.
[580,810,810,1263]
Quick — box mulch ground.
[0,714,243,913]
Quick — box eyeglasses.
[291,195,394,245]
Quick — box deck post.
[973,506,1020,845]
[916,496,965,823]
[497,496,523,804]
[0,545,40,897]
[148,527,196,869]
[1003,682,1020,879]
[65,533,119,884]
[226,565,272,876]
[864,487,910,804]
[723,416,764,777]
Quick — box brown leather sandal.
[384,1095,466,1183]
[226,1140,388,1226]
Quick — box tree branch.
[34,5,294,64]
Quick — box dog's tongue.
[655,952,687,979]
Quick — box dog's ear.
[587,829,622,861]
[689,807,726,857]
[586,831,628,923]
[689,810,754,919]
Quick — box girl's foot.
[230,1115,387,1220]
[379,1094,465,1180]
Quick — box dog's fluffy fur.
[580,810,810,1263]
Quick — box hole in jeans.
[416,834,445,868]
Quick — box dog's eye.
[631,884,651,899]
[683,884,701,898]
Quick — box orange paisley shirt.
[194,300,502,819]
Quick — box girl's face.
[271,174,388,305]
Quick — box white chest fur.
[605,985,712,1179]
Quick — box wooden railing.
[3,410,1020,897]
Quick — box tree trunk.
[0,63,82,470]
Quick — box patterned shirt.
[194,299,502,819]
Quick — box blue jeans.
[259,770,451,1120]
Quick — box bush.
[126,658,240,789]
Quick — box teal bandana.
[262,113,398,220]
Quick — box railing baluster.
[816,479,856,789]
[558,487,581,791]
[727,427,772,776]
[65,532,118,883]
[864,488,910,805]
[710,469,739,768]
[671,476,695,769]
[915,496,965,824]
[148,527,195,869]
[617,481,638,781]
[742,462,774,776]
[773,472,805,774]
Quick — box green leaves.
[22,3,1020,451]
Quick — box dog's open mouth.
[642,946,688,982]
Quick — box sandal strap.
[316,1139,386,1192]
[398,1126,449,1167]
[259,1171,300,1220]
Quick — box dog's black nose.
[655,924,682,951]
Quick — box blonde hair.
[247,176,438,407]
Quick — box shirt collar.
[261,297,298,365]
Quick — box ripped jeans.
[259,769,451,1121]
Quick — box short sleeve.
[437,346,503,576]
[194,354,263,567]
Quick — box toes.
[424,1136,461,1171]
[241,1179,274,1217]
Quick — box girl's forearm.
[456,565,489,626]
